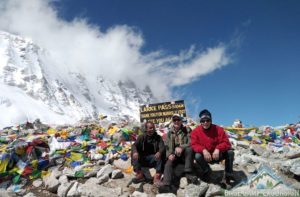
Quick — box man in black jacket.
[131,121,166,184]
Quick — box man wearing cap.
[191,109,235,185]
[131,121,166,184]
[159,114,196,192]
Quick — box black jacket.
[131,131,166,157]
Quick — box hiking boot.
[153,173,161,185]
[158,184,174,194]
[132,171,146,183]
[225,172,236,183]
[219,172,236,189]
[200,168,213,182]
[185,173,199,184]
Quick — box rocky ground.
[1,143,300,197]
[1,122,300,196]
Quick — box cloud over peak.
[0,0,231,100]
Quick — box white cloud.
[0,0,231,100]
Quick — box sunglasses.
[173,119,181,122]
[200,119,211,123]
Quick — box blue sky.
[1,0,298,127]
[52,0,300,126]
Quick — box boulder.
[49,166,62,178]
[32,179,43,188]
[131,191,148,197]
[57,182,74,197]
[111,169,124,179]
[44,175,60,193]
[156,193,176,197]
[23,192,36,197]
[98,174,110,184]
[179,177,188,189]
[96,164,113,178]
[250,144,265,156]
[185,182,208,197]
[78,183,121,197]
[59,175,69,184]
[205,184,223,197]
[66,182,80,197]
[177,188,185,197]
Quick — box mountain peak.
[0,31,155,128]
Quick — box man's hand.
[132,152,139,160]
[203,149,212,162]
[175,147,183,157]
[154,152,161,161]
[212,149,220,161]
[168,154,175,161]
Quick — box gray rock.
[143,183,158,196]
[98,174,110,184]
[78,182,121,197]
[236,141,250,149]
[285,149,300,159]
[131,191,148,197]
[205,184,223,197]
[251,144,265,156]
[59,175,69,184]
[262,151,271,158]
[156,193,176,197]
[111,169,124,179]
[281,158,300,175]
[85,177,100,185]
[113,187,123,196]
[23,192,36,197]
[96,164,113,178]
[243,154,269,164]
[185,182,208,197]
[49,166,62,178]
[32,179,43,187]
[44,175,60,193]
[177,188,185,197]
[57,182,74,197]
[290,161,300,175]
[246,165,257,173]
[119,192,131,197]
[129,182,143,191]
[179,177,188,189]
[0,189,16,197]
[66,182,80,197]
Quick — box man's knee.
[165,159,173,167]
[194,153,204,161]
[227,150,234,158]
[184,147,193,154]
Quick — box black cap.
[199,109,212,120]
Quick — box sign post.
[140,100,186,124]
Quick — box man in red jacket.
[191,109,234,183]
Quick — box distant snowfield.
[0,83,76,127]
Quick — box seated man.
[191,109,235,184]
[131,121,166,184]
[159,114,197,192]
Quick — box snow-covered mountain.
[0,31,156,128]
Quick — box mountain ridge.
[0,31,156,127]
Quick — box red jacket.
[191,124,231,154]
